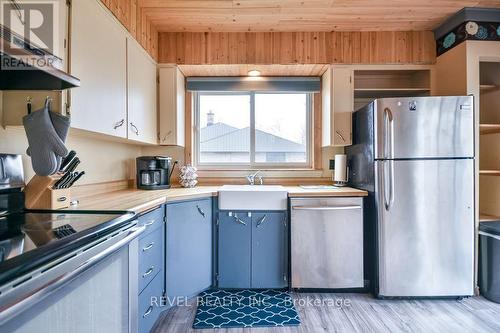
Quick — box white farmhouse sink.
[218,185,288,211]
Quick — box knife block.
[25,175,71,210]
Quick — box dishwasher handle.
[0,224,146,325]
[292,205,362,211]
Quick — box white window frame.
[193,91,313,170]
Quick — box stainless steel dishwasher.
[290,197,364,289]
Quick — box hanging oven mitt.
[26,101,70,172]
[26,111,70,171]
[23,105,69,176]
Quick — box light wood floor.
[152,293,500,333]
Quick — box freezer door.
[374,96,474,159]
[375,159,474,297]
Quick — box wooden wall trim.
[313,92,322,170]
[184,91,193,165]
[158,31,436,65]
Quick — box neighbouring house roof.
[200,122,305,153]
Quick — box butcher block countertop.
[72,185,367,214]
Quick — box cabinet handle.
[143,306,153,318]
[142,242,154,252]
[142,266,154,278]
[335,130,346,142]
[130,122,139,136]
[144,219,156,227]
[162,130,172,142]
[113,119,124,130]
[256,214,267,228]
[196,205,206,218]
[234,214,247,226]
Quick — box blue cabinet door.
[166,198,212,300]
[218,211,252,288]
[251,212,287,288]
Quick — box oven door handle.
[0,224,146,325]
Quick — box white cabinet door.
[159,66,185,146]
[322,66,353,147]
[332,67,353,146]
[127,38,157,144]
[70,0,127,138]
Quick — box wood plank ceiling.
[138,0,500,32]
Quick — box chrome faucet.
[246,170,263,185]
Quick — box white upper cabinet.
[127,38,157,144]
[159,66,185,146]
[70,0,127,138]
[322,66,354,147]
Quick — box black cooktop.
[0,210,135,285]
[0,211,133,262]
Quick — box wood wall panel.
[158,31,436,65]
[100,0,158,61]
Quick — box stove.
[0,210,133,263]
[0,154,135,286]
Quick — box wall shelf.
[480,124,500,135]
[480,84,500,93]
[480,213,500,222]
[353,88,431,98]
[480,170,500,176]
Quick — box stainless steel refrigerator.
[346,96,475,298]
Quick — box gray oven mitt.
[23,106,69,176]
[26,110,70,171]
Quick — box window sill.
[197,169,326,178]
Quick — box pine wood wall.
[158,31,436,65]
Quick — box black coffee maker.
[136,156,177,190]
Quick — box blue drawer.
[138,207,164,238]
[139,227,164,293]
[138,273,163,333]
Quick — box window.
[194,92,312,169]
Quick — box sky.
[199,93,308,144]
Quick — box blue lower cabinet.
[251,212,288,288]
[138,272,164,333]
[135,206,166,333]
[138,226,164,293]
[138,207,164,236]
[218,212,252,288]
[217,211,288,289]
[166,198,213,300]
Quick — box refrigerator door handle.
[384,107,394,159]
[388,160,394,210]
[383,160,395,211]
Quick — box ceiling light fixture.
[248,70,261,77]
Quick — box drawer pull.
[143,306,153,318]
[292,205,362,211]
[234,214,247,226]
[144,219,156,227]
[256,214,267,228]
[142,266,154,278]
[196,205,206,218]
[142,242,155,251]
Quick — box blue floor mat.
[193,289,301,329]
